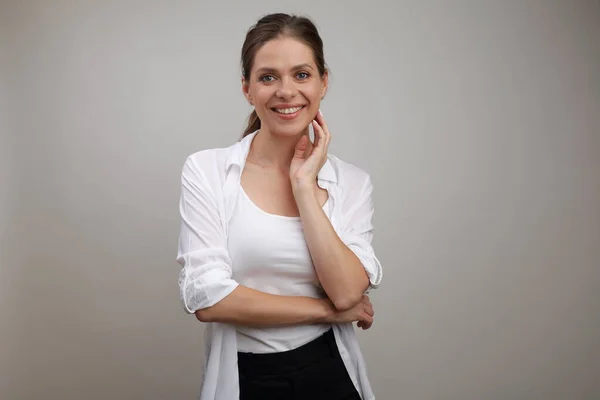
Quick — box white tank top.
[228,184,332,353]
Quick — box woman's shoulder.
[185,147,227,170]
[327,154,372,189]
[183,140,242,176]
[180,140,244,196]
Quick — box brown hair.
[240,13,328,138]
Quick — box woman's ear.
[242,77,253,105]
[321,70,329,100]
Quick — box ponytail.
[242,110,261,138]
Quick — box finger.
[311,120,320,148]
[293,135,310,160]
[315,110,331,145]
[363,314,374,329]
[362,298,373,316]
[360,318,372,330]
[313,119,331,152]
[311,119,326,152]
[315,109,328,134]
[363,297,374,315]
[362,312,374,326]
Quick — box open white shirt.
[176,131,383,400]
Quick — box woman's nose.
[275,77,297,99]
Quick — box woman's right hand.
[323,295,375,330]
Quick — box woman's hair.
[241,13,327,138]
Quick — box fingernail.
[319,109,323,116]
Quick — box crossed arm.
[177,157,380,328]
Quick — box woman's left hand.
[290,110,331,194]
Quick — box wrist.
[292,180,317,199]
[316,298,336,324]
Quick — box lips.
[271,105,305,115]
[269,105,306,121]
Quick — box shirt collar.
[226,130,338,183]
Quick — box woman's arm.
[177,154,374,326]
[290,113,378,311]
[196,285,375,329]
[294,188,370,311]
[195,286,326,325]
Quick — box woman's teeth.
[273,106,303,114]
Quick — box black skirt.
[237,328,362,400]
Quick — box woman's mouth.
[270,105,305,120]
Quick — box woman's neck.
[247,125,310,170]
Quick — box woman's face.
[243,37,328,137]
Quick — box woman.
[177,13,383,400]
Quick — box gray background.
[1,0,599,399]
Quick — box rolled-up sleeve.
[339,174,383,289]
[176,157,239,314]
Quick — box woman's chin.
[268,121,309,137]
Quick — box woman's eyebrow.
[291,63,314,71]
[255,63,315,75]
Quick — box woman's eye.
[259,75,275,82]
[296,72,310,80]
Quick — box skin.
[195,36,374,330]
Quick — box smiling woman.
[240,14,329,139]
[176,12,383,400]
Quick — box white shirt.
[230,184,332,353]
[176,131,383,400]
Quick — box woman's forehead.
[253,38,315,71]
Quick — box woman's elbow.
[194,307,214,322]
[331,278,370,311]
[332,292,363,312]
